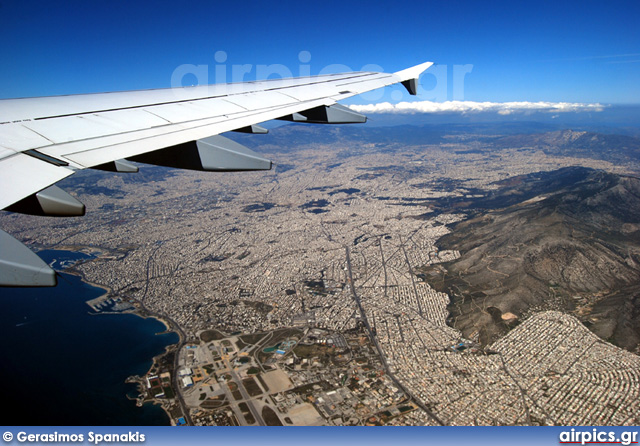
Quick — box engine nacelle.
[6,185,85,217]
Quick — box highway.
[344,245,446,426]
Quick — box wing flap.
[221,90,299,110]
[43,97,333,167]
[142,100,246,123]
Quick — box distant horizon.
[346,103,640,131]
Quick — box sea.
[0,250,178,426]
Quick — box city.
[2,127,638,426]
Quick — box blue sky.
[0,0,638,104]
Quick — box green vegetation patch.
[239,332,267,345]
[200,329,226,342]
[200,394,226,409]
[238,402,256,424]
[262,406,283,426]
[200,400,227,409]
[242,377,263,397]
[163,386,174,399]
[256,374,270,392]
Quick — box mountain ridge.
[423,167,640,352]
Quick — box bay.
[0,250,178,426]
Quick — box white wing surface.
[0,61,433,286]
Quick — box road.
[131,291,193,426]
[400,235,424,317]
[222,355,266,426]
[344,245,446,426]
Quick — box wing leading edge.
[0,61,433,286]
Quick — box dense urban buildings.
[2,125,639,425]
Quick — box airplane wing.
[0,61,433,286]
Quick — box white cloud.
[349,100,605,115]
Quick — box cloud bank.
[349,101,605,115]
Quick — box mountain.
[231,123,447,152]
[232,124,640,169]
[490,130,640,164]
[424,167,640,352]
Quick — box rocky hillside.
[491,129,640,163]
[425,167,640,352]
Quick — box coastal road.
[135,299,193,427]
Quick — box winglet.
[394,61,434,81]
[394,61,434,95]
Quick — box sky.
[0,0,638,107]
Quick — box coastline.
[46,247,183,426]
